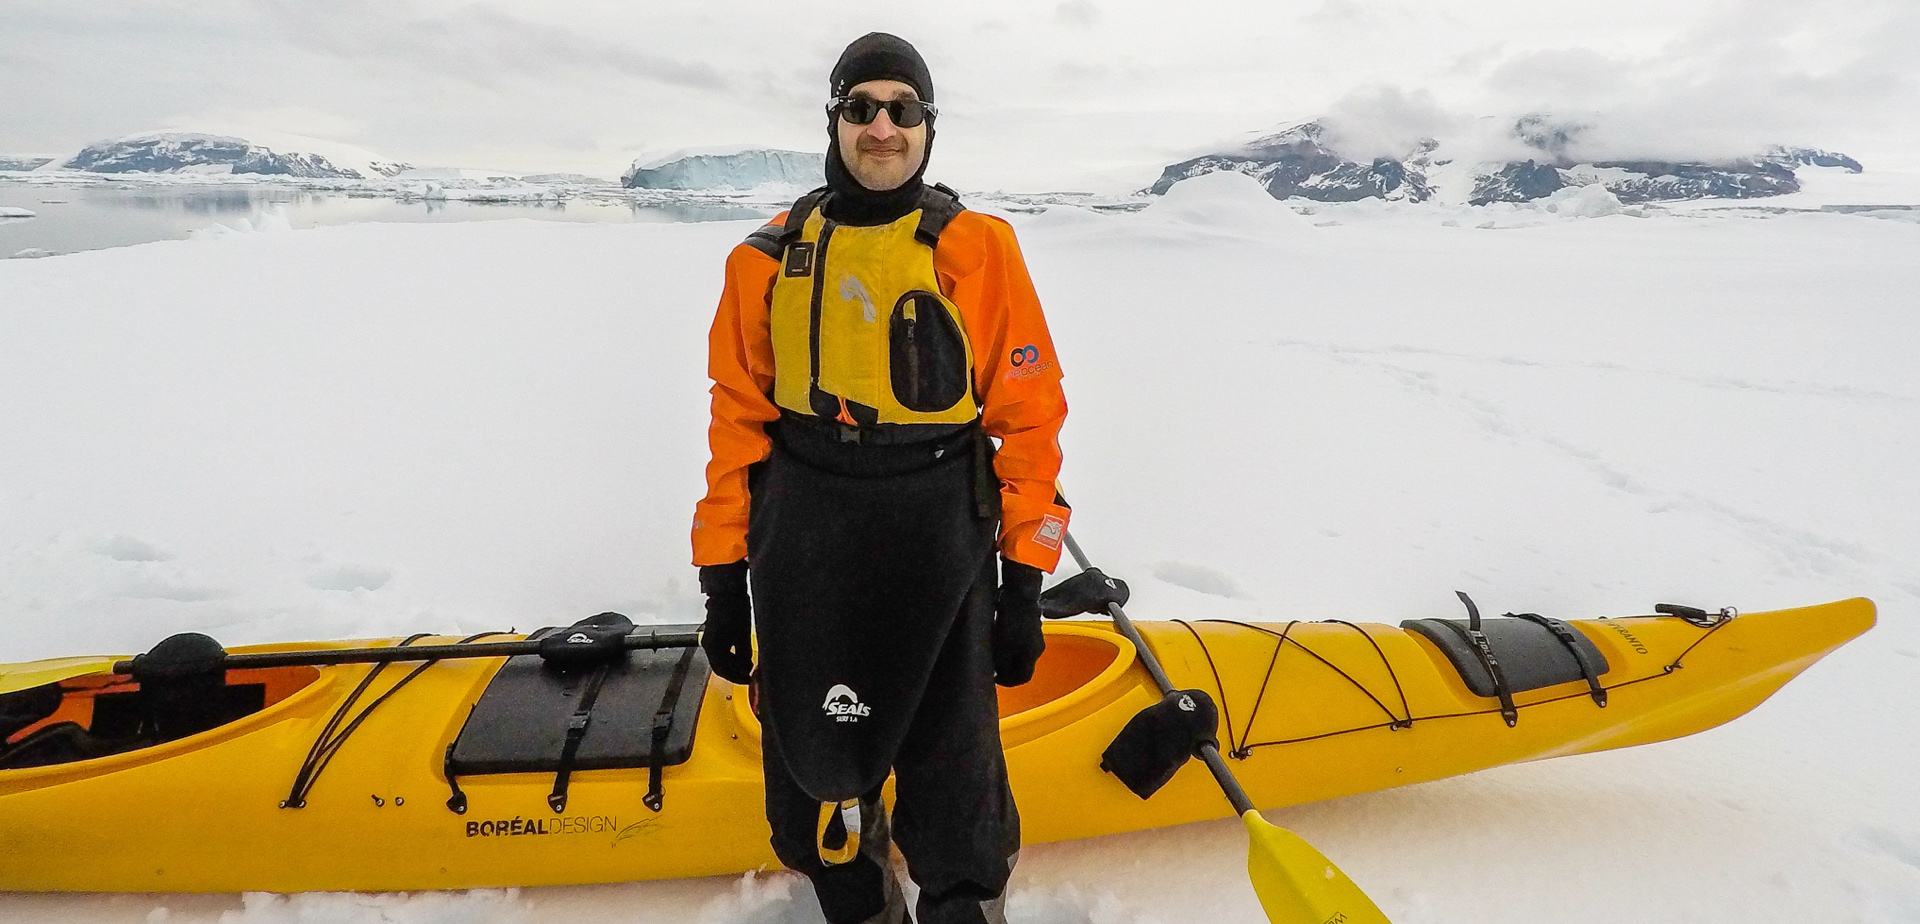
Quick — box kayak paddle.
[1062,530,1391,924]
[108,624,700,675]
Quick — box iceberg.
[622,147,824,191]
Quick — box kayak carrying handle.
[111,627,702,675]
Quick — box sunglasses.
[828,96,938,128]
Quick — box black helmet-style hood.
[823,32,936,225]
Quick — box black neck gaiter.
[821,121,935,226]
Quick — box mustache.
[856,136,908,154]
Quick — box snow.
[0,206,36,219]
[187,207,294,239]
[1,176,1917,922]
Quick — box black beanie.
[822,33,937,224]
[830,32,934,104]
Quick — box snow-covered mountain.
[0,156,54,172]
[48,131,410,180]
[1151,117,1863,206]
[1147,122,1437,203]
[622,147,824,191]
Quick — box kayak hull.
[0,598,1873,892]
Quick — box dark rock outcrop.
[1469,160,1566,205]
[1150,114,1863,207]
[60,134,365,179]
[1584,159,1800,203]
[1146,122,1434,203]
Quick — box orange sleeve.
[939,212,1072,572]
[691,230,783,566]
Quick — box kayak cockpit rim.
[725,622,1140,747]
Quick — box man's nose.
[866,110,899,140]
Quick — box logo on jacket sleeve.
[1006,344,1056,381]
[822,684,871,722]
[1032,514,1066,551]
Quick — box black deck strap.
[1656,603,1736,629]
[913,183,964,247]
[1508,612,1608,706]
[444,738,468,814]
[1454,592,1518,727]
[643,643,701,812]
[547,661,614,814]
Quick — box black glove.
[698,561,753,684]
[1039,566,1130,619]
[993,555,1047,687]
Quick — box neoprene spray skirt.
[746,419,997,802]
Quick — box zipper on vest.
[902,299,920,408]
[807,221,837,413]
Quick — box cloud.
[259,0,730,90]
[1317,86,1462,160]
[1474,0,1920,162]
[1055,1,1100,27]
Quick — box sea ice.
[1,187,1916,923]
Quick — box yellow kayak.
[0,597,1873,893]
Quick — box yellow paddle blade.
[0,656,120,695]
[1243,809,1391,924]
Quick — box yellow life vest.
[747,186,977,430]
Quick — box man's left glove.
[993,555,1047,687]
[698,561,754,685]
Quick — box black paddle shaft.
[1064,532,1258,817]
[110,627,701,674]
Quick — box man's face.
[834,79,928,193]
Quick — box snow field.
[1,171,1918,921]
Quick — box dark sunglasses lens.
[837,98,928,127]
[839,98,880,124]
[888,101,927,128]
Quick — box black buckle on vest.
[1509,612,1608,707]
[1455,591,1518,727]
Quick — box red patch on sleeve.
[1031,514,1067,551]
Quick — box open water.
[0,184,774,258]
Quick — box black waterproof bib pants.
[749,419,1018,924]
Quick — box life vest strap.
[744,184,963,258]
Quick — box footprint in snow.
[91,535,174,562]
[1150,562,1243,598]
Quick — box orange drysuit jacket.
[692,207,1071,572]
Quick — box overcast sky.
[3,0,1915,190]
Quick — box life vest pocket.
[889,291,969,412]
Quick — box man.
[691,32,1072,924]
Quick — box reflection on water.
[0,184,777,258]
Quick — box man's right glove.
[993,555,1047,687]
[698,561,753,684]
